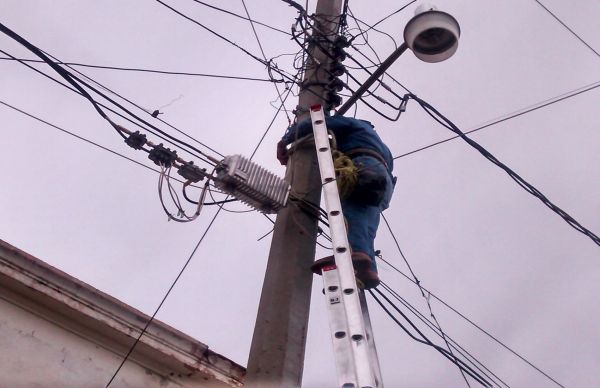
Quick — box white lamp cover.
[403,10,461,63]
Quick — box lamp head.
[404,4,461,63]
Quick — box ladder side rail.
[322,266,358,386]
[359,290,383,387]
[309,105,376,388]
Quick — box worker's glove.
[277,140,289,165]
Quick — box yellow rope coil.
[333,150,358,199]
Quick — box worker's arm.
[281,116,368,144]
[278,116,371,165]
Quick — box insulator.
[335,35,350,48]
[328,77,345,92]
[326,92,343,109]
[330,62,346,77]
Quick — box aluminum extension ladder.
[309,105,383,388]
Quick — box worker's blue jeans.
[342,156,394,272]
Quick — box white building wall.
[0,240,244,388]
[0,296,183,388]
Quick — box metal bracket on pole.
[310,105,378,388]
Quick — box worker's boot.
[351,252,380,289]
[311,252,379,289]
[311,252,373,275]
[355,268,380,289]
[350,252,372,270]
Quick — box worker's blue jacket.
[281,115,395,268]
[281,116,394,176]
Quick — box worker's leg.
[343,200,378,259]
[343,202,381,289]
[344,156,395,272]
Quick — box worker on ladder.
[277,115,395,289]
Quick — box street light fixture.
[336,4,461,115]
[404,4,461,63]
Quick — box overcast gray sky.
[1,0,599,387]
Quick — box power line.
[297,4,414,121]
[105,206,224,387]
[240,0,292,123]
[0,22,126,139]
[380,282,511,388]
[190,0,291,36]
[41,49,225,159]
[380,214,471,386]
[361,0,416,34]
[0,99,159,175]
[533,0,600,58]
[155,0,323,102]
[154,0,287,80]
[346,0,415,52]
[408,93,600,247]
[381,214,420,283]
[1,47,216,167]
[0,56,284,82]
[377,249,565,387]
[0,37,220,165]
[107,19,302,379]
[0,98,211,190]
[394,80,600,160]
[249,82,296,160]
[345,5,413,94]
[346,7,385,66]
[161,0,323,107]
[369,288,493,387]
[0,24,219,162]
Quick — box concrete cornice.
[0,240,245,387]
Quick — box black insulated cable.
[191,0,291,36]
[377,254,565,387]
[41,48,225,159]
[533,0,600,58]
[408,94,600,248]
[369,288,493,387]
[0,25,221,165]
[0,48,215,166]
[0,56,285,83]
[380,282,511,388]
[0,21,126,139]
[393,81,600,160]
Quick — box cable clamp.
[148,144,177,167]
[177,162,207,183]
[399,94,410,113]
[124,131,147,150]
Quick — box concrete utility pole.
[245,1,343,387]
